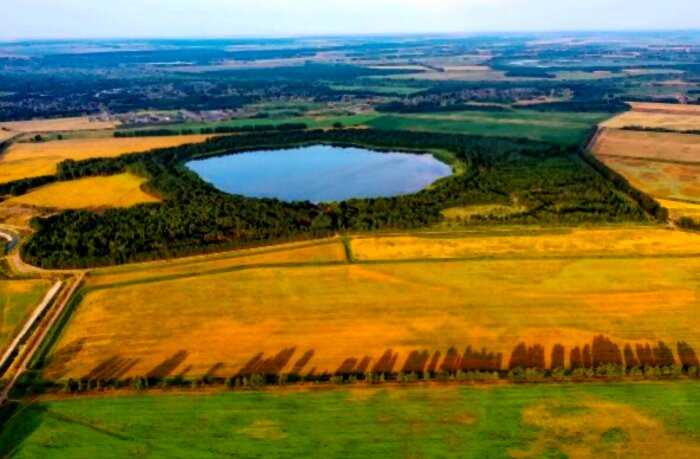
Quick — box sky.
[2,0,699,40]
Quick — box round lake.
[186,145,452,203]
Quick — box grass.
[366,110,609,145]
[0,278,51,352]
[3,382,700,458]
[5,173,161,210]
[0,134,211,184]
[37,227,700,381]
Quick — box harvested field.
[5,173,160,210]
[87,239,347,288]
[352,227,700,260]
[0,135,211,184]
[592,128,700,163]
[0,278,52,351]
[602,102,700,131]
[4,383,700,458]
[0,129,15,143]
[657,199,700,221]
[40,228,700,380]
[597,156,700,204]
[0,116,117,133]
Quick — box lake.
[186,145,452,203]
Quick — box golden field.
[0,129,16,143]
[602,102,700,131]
[41,228,700,380]
[592,128,700,163]
[352,227,700,260]
[88,239,347,288]
[0,134,211,184]
[0,116,117,134]
[5,173,160,210]
[657,199,700,221]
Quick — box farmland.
[602,102,700,131]
[367,110,609,145]
[5,173,160,210]
[3,382,700,458]
[36,227,700,382]
[0,134,211,184]
[0,279,52,352]
[591,105,700,223]
[0,116,117,134]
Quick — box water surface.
[186,145,452,202]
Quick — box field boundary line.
[596,152,700,167]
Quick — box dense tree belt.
[113,122,309,138]
[21,129,651,268]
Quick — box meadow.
[5,173,160,210]
[0,279,52,352]
[3,382,700,458]
[37,228,700,382]
[0,135,211,184]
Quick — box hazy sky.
[3,0,699,40]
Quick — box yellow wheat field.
[602,102,700,131]
[42,228,700,380]
[0,116,117,133]
[592,128,700,164]
[351,227,700,260]
[0,135,211,184]
[5,173,160,210]
[88,240,347,288]
[657,199,700,221]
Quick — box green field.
[0,279,50,352]
[367,110,611,145]
[143,114,378,133]
[3,382,700,458]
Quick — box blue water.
[186,145,452,203]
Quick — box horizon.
[4,0,700,41]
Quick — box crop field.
[36,228,700,381]
[0,117,118,134]
[0,134,211,184]
[5,173,160,210]
[3,382,700,458]
[591,126,700,219]
[367,110,609,145]
[592,128,700,163]
[597,156,700,204]
[601,102,700,131]
[0,278,52,352]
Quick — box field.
[367,110,609,145]
[3,382,700,458]
[37,227,700,381]
[592,128,700,163]
[5,173,161,210]
[0,135,211,184]
[0,117,117,134]
[601,102,700,131]
[591,115,700,220]
[0,279,52,352]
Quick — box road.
[0,229,16,254]
[0,273,84,404]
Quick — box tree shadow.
[146,350,188,379]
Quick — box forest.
[14,128,659,268]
